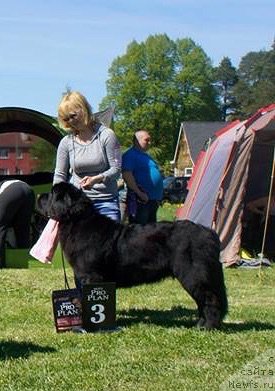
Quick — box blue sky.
[0,0,274,116]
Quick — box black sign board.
[52,289,82,332]
[81,282,116,332]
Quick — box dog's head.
[37,182,92,222]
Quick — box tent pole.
[259,146,275,260]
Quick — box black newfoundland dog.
[38,182,228,329]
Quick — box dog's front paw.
[197,317,222,330]
[196,317,206,329]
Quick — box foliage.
[30,139,57,172]
[213,57,238,120]
[233,42,275,118]
[0,263,274,390]
[101,34,222,166]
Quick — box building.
[0,132,39,175]
[171,121,227,177]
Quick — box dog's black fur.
[38,182,228,329]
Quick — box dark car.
[162,176,189,203]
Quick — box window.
[15,168,23,174]
[16,148,23,159]
[184,167,193,177]
[0,148,9,159]
[0,168,9,175]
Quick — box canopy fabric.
[0,107,63,146]
[0,106,115,147]
[0,106,115,187]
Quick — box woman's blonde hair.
[57,90,94,130]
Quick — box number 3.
[90,304,105,323]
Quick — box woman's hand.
[80,175,104,189]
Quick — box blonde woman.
[51,91,122,290]
[54,90,121,221]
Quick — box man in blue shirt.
[122,129,163,224]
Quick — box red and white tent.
[177,104,275,267]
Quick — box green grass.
[0,202,274,391]
[0,265,274,390]
[157,201,180,221]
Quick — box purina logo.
[87,287,110,301]
[82,282,116,332]
[57,301,79,317]
[220,350,275,390]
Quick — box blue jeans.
[74,197,120,291]
[92,197,121,222]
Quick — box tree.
[233,42,275,118]
[213,57,238,120]
[30,139,56,171]
[100,34,221,166]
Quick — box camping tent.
[177,104,275,267]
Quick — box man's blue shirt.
[122,147,163,200]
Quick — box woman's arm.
[100,128,121,181]
[53,137,70,185]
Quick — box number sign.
[81,282,116,332]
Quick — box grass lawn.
[157,201,179,221]
[0,202,274,391]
